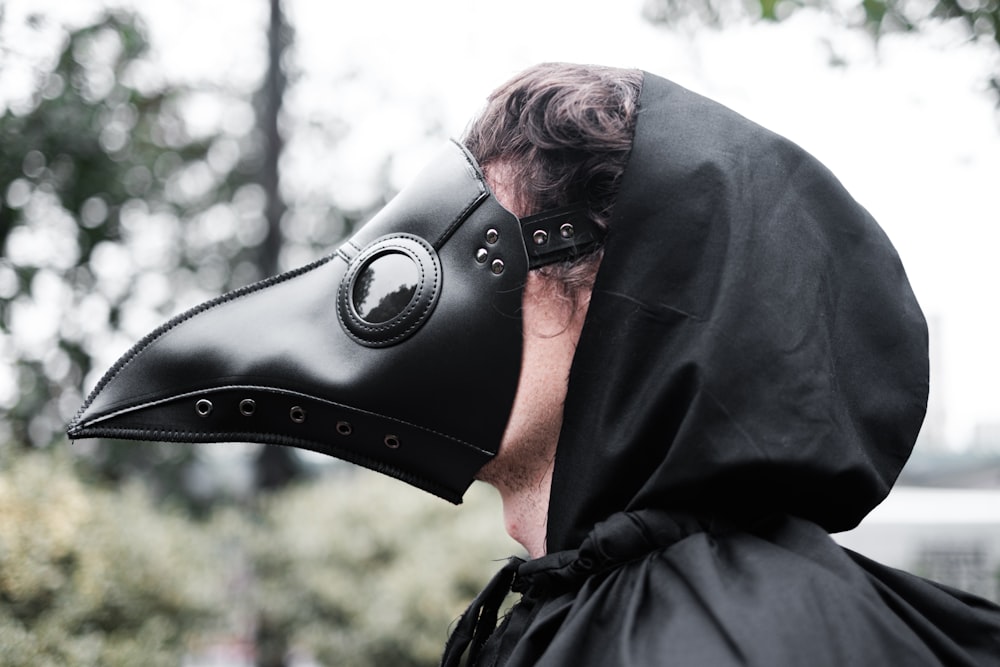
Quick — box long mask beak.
[67,141,603,502]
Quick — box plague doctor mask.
[67,140,604,502]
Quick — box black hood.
[547,73,929,552]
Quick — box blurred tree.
[239,473,520,667]
[251,0,305,499]
[0,3,375,507]
[1,5,503,667]
[0,452,224,666]
[257,0,289,281]
[642,0,1000,99]
[0,449,517,666]
[0,5,387,504]
[248,3,306,659]
[0,9,263,482]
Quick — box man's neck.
[495,464,553,559]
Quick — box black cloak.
[441,73,1000,666]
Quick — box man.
[464,65,641,560]
[442,63,1000,666]
[71,64,1000,665]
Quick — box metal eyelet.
[384,434,401,449]
[239,399,256,416]
[289,406,306,423]
[532,230,548,245]
[559,223,575,238]
[485,228,499,244]
[195,399,213,417]
[475,248,488,263]
[490,258,505,275]
[336,421,353,436]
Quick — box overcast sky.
[3,0,999,449]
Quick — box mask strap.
[520,203,606,269]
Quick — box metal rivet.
[336,421,352,436]
[239,399,256,416]
[195,399,213,417]
[290,406,306,423]
[485,228,499,244]
[532,229,548,245]
[490,258,505,275]
[559,223,575,238]
[384,434,400,449]
[475,248,488,263]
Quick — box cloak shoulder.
[477,512,1000,667]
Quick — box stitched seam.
[76,384,491,455]
[69,427,464,501]
[69,254,337,429]
[341,237,433,332]
[433,140,489,249]
[337,235,441,346]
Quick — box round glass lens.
[351,252,420,323]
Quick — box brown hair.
[462,63,642,295]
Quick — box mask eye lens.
[352,252,419,323]
[338,234,441,348]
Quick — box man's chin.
[473,455,504,486]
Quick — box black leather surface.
[520,204,605,268]
[68,141,527,502]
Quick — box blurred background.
[1,0,998,664]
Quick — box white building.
[834,487,1000,602]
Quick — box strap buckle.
[520,203,605,269]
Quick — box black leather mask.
[67,140,603,502]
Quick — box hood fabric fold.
[547,73,929,552]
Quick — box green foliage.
[759,0,782,20]
[0,452,223,666]
[0,8,382,504]
[643,0,1000,96]
[2,10,511,663]
[0,447,518,666]
[0,10,261,460]
[645,0,998,35]
[241,473,520,666]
